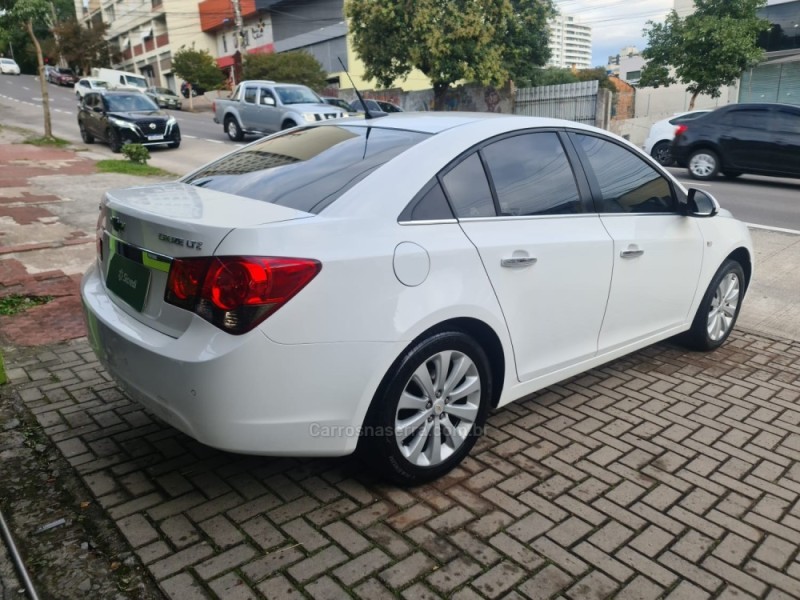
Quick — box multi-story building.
[547,13,592,69]
[740,0,800,107]
[76,0,215,91]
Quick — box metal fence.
[514,80,599,125]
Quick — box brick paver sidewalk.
[3,330,800,599]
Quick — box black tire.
[168,138,181,149]
[723,171,743,179]
[681,259,745,351]
[359,331,492,486]
[688,148,720,180]
[225,116,244,141]
[107,128,122,153]
[281,120,297,130]
[651,141,674,167]
[79,121,94,144]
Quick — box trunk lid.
[98,182,311,337]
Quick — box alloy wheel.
[689,153,717,178]
[707,272,740,341]
[394,350,481,467]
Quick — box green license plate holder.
[106,252,151,312]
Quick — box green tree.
[242,51,328,90]
[52,20,117,75]
[8,0,54,137]
[346,0,555,109]
[639,0,768,109]
[171,47,225,109]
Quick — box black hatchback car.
[671,103,800,181]
[78,91,181,152]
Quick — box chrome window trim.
[398,219,458,226]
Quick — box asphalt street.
[1,73,799,232]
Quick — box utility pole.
[231,0,244,85]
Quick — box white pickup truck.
[213,80,349,141]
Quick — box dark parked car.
[145,86,183,110]
[48,66,79,86]
[672,103,800,181]
[181,81,205,98]
[350,98,403,114]
[77,91,181,153]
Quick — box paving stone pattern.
[4,331,800,599]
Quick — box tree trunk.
[27,20,53,139]
[688,90,699,111]
[433,82,449,111]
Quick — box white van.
[91,68,148,92]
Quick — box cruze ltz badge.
[158,232,203,251]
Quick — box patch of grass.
[25,135,70,148]
[0,352,5,385]
[0,294,53,316]
[96,160,174,177]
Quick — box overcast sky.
[559,0,795,67]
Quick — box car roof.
[331,112,597,135]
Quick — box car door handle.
[501,257,537,268]
[620,249,644,259]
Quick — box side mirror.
[262,96,276,106]
[685,188,719,218]
[93,106,103,113]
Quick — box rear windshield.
[182,125,431,214]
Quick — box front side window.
[182,125,430,214]
[772,109,800,135]
[481,132,581,216]
[276,86,321,105]
[441,153,495,218]
[572,133,675,214]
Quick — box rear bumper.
[81,262,402,456]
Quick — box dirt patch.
[0,349,162,599]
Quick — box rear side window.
[182,125,430,214]
[244,87,257,104]
[441,153,495,218]
[720,109,770,130]
[481,132,581,216]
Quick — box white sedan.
[0,58,21,75]
[74,77,109,98]
[643,109,711,166]
[81,113,752,485]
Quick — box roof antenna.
[338,57,387,120]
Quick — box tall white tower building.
[674,0,695,17]
[547,13,593,69]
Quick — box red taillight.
[674,124,688,137]
[165,256,321,334]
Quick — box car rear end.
[670,113,713,167]
[81,123,435,456]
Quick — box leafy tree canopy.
[242,51,328,90]
[639,0,768,109]
[346,0,555,108]
[171,47,225,92]
[48,20,117,74]
[7,0,55,137]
